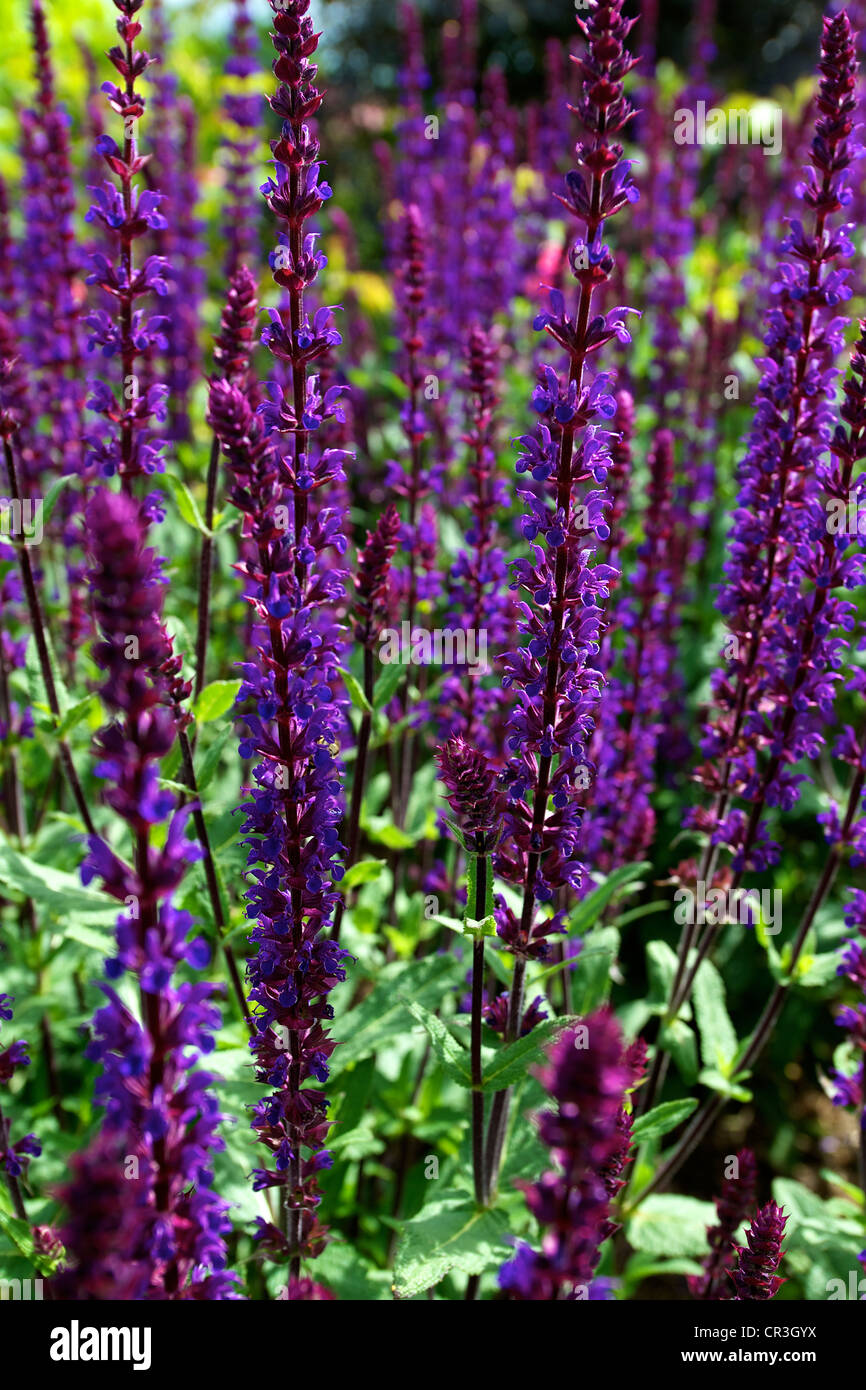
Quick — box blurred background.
[0,0,848,262]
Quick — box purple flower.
[688,1149,758,1300]
[222,0,263,278]
[0,996,41,1186]
[208,1,351,1293]
[353,504,401,650]
[694,14,863,874]
[57,487,236,1301]
[732,1201,788,1301]
[437,736,504,844]
[82,1,171,485]
[497,1010,633,1300]
[495,0,638,934]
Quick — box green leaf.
[631,1098,698,1145]
[646,939,679,1012]
[793,951,840,989]
[403,1000,472,1087]
[481,1017,577,1093]
[342,857,387,890]
[195,724,235,793]
[372,659,405,710]
[626,1194,716,1258]
[0,1210,62,1276]
[55,693,100,739]
[394,1197,511,1298]
[570,925,619,1012]
[40,474,77,529]
[622,1250,704,1296]
[329,955,462,1071]
[697,1067,752,1102]
[24,632,69,721]
[194,680,241,723]
[0,839,117,926]
[692,959,737,1073]
[819,1169,865,1208]
[64,923,115,956]
[659,1017,698,1084]
[163,471,213,536]
[567,861,652,938]
[338,666,373,715]
[360,813,417,849]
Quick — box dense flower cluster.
[688,1148,758,1299]
[57,488,234,1299]
[83,0,171,486]
[732,1201,787,1301]
[209,0,352,1294]
[3,0,866,1316]
[0,994,40,1185]
[496,0,639,929]
[692,11,862,873]
[497,1009,633,1299]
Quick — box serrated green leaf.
[0,839,117,926]
[403,999,472,1087]
[394,1197,511,1298]
[626,1194,716,1257]
[329,955,462,1071]
[481,1017,576,1093]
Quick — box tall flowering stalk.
[486,0,639,1196]
[635,328,866,1201]
[643,12,863,1114]
[330,503,401,942]
[194,265,260,702]
[0,995,40,1219]
[437,738,504,1220]
[440,326,513,756]
[690,12,861,879]
[19,0,84,487]
[84,0,170,490]
[60,488,235,1300]
[732,1202,787,1301]
[584,428,676,875]
[497,1009,632,1300]
[209,0,352,1295]
[688,1149,757,1299]
[223,0,263,279]
[0,322,95,835]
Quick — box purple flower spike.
[688,1149,758,1300]
[732,1201,788,1301]
[55,486,237,1300]
[498,1009,633,1300]
[208,0,350,1300]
